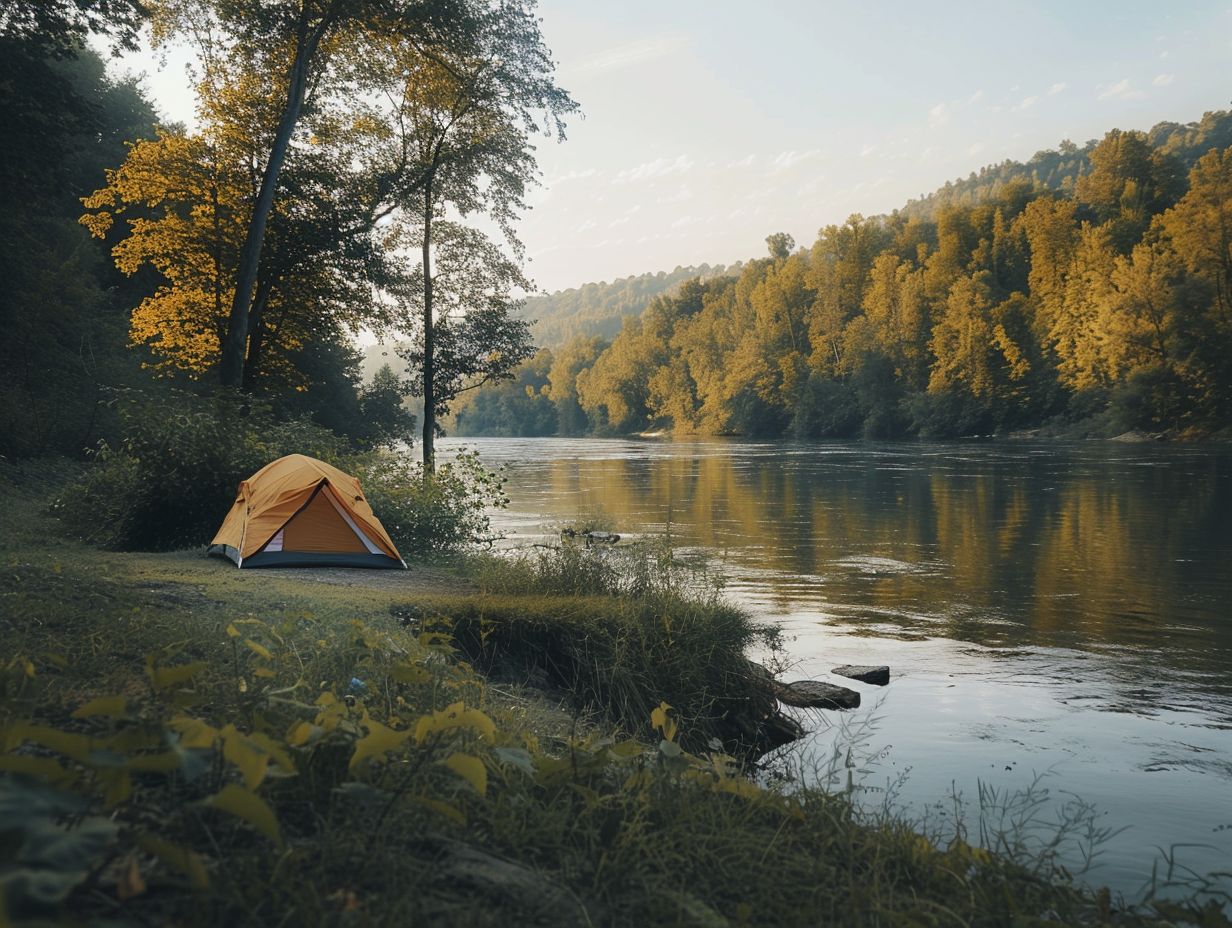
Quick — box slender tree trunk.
[421,182,436,474]
[241,279,274,391]
[219,7,333,388]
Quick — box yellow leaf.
[220,725,271,789]
[416,796,466,825]
[390,663,433,685]
[285,721,317,747]
[138,835,209,889]
[116,853,147,900]
[442,753,487,797]
[205,783,282,847]
[72,695,128,720]
[148,661,206,691]
[650,702,677,742]
[253,667,276,679]
[225,623,241,638]
[248,731,296,775]
[168,716,217,750]
[349,719,412,770]
[9,723,96,763]
[244,639,272,660]
[413,703,496,744]
[713,777,762,801]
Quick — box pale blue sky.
[111,0,1232,293]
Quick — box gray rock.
[775,680,861,710]
[832,664,890,686]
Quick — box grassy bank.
[1,466,1226,926]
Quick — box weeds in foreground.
[3,479,1229,926]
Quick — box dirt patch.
[254,563,475,596]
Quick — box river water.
[439,436,1232,898]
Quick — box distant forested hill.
[901,109,1232,218]
[517,263,738,347]
[455,108,1232,440]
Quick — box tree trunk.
[219,7,333,388]
[241,279,274,391]
[421,182,436,474]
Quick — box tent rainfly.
[208,454,406,569]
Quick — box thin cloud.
[1048,82,1067,95]
[545,167,598,186]
[1013,95,1040,111]
[1153,73,1175,86]
[928,101,952,128]
[769,149,821,173]
[613,154,694,184]
[1097,78,1145,101]
[571,33,689,75]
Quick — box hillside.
[516,262,738,347]
[899,108,1232,218]
[455,107,1232,441]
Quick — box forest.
[455,110,1232,440]
[1,0,573,466]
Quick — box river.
[439,436,1232,899]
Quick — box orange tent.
[208,454,406,569]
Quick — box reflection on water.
[440,437,1232,896]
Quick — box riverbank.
[1,468,1225,925]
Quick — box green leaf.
[493,746,535,776]
[101,769,132,807]
[441,753,487,796]
[0,755,76,786]
[204,784,282,847]
[126,753,182,773]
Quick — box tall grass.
[3,478,1228,926]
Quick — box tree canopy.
[458,112,1232,440]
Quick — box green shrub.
[53,389,344,550]
[351,449,508,561]
[52,389,505,558]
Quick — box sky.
[108,0,1232,294]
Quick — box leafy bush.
[53,389,504,558]
[351,448,508,561]
[53,389,344,551]
[904,386,995,438]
